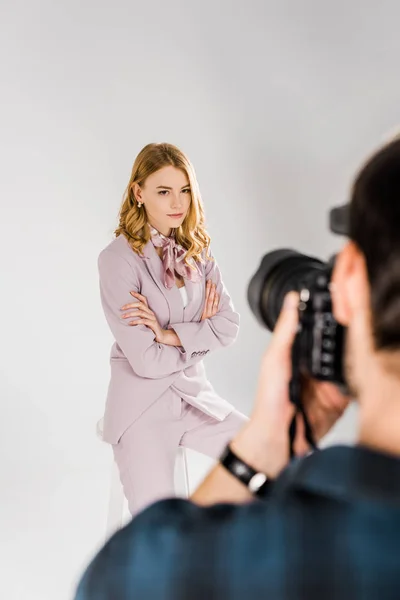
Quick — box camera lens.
[247,249,326,331]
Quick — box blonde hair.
[115,143,212,267]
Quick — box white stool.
[96,418,190,540]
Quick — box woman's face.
[134,166,192,236]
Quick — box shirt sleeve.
[168,250,240,360]
[98,248,205,379]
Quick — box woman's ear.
[133,183,142,202]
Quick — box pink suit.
[98,234,248,514]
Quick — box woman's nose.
[170,194,182,208]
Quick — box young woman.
[98,142,248,516]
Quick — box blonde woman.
[98,143,248,516]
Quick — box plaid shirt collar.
[275,445,400,505]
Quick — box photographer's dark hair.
[350,137,400,350]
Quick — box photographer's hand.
[233,291,350,477]
[191,292,350,506]
[231,292,303,479]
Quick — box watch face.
[235,463,249,477]
[248,472,267,493]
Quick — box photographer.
[75,137,400,600]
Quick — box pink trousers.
[112,390,249,516]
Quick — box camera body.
[247,249,346,387]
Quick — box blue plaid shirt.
[75,446,400,600]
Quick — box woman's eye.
[158,190,169,195]
[182,188,191,194]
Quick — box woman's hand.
[121,292,167,344]
[201,280,220,321]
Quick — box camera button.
[321,353,334,363]
[322,339,335,350]
[321,367,333,377]
[323,326,336,336]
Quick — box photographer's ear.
[331,241,369,326]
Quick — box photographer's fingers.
[306,381,350,441]
[293,413,310,456]
[252,292,299,427]
[267,292,299,364]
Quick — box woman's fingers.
[202,281,211,319]
[121,301,154,319]
[207,283,215,307]
[129,319,154,328]
[208,285,218,317]
[130,291,148,306]
[123,309,156,321]
[205,280,211,304]
[201,281,218,320]
[212,292,219,315]
[121,302,143,311]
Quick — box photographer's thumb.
[268,291,300,365]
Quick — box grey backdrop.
[1,1,399,599]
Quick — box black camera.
[247,205,350,389]
[247,249,346,386]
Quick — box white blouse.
[179,285,188,308]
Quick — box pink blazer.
[98,234,240,444]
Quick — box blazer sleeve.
[168,250,240,359]
[98,248,204,379]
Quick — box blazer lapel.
[142,240,184,324]
[182,278,193,322]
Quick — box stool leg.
[175,446,190,498]
[105,458,125,540]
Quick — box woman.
[98,142,248,516]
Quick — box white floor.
[0,448,215,600]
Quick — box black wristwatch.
[219,444,272,498]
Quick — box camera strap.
[289,335,318,458]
